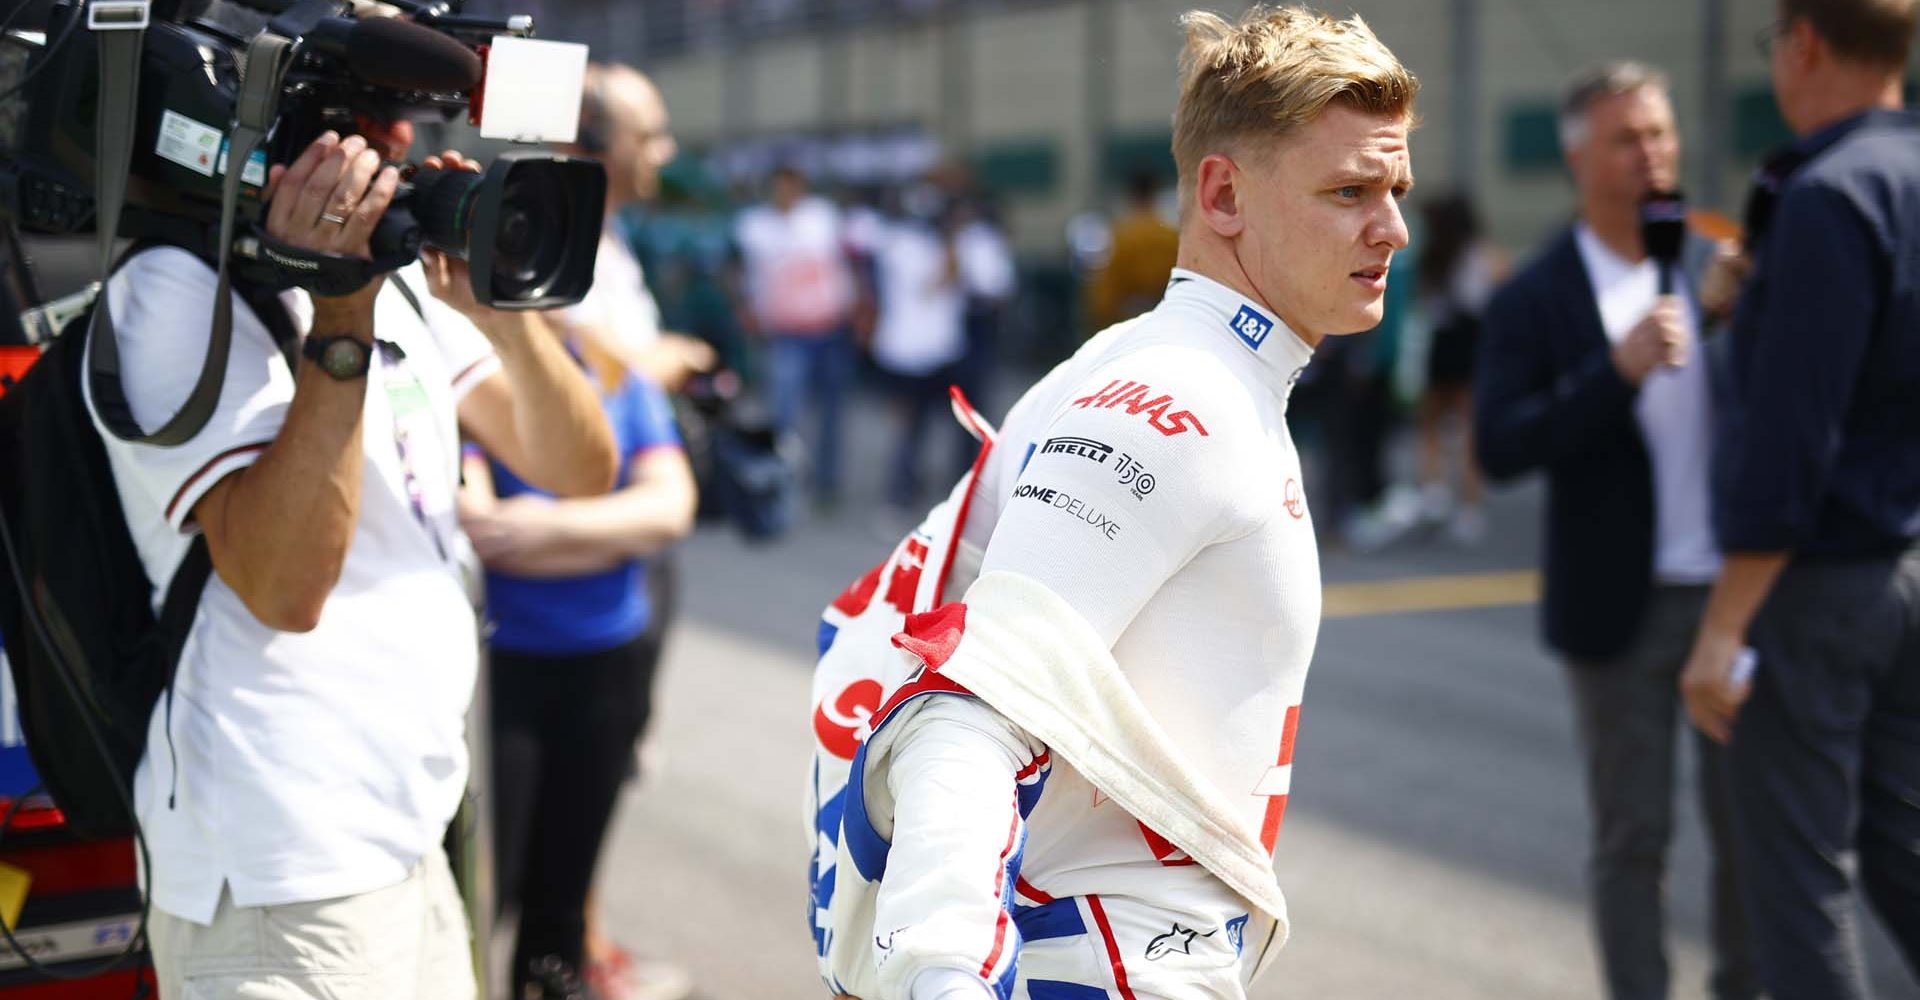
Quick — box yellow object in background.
[0,861,31,931]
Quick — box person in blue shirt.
[462,342,696,1000]
[460,64,702,1000]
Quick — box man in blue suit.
[1475,63,1754,1000]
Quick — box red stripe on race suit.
[891,602,968,672]
[829,563,885,617]
[1013,750,1050,783]
[977,791,1022,980]
[935,386,995,606]
[1259,705,1302,854]
[1136,821,1198,867]
[864,665,976,736]
[1086,895,1140,1000]
[885,539,929,616]
[1014,876,1055,905]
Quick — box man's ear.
[1194,153,1245,239]
[1787,17,1824,74]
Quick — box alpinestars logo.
[1012,484,1121,540]
[1145,923,1217,961]
[1041,436,1113,463]
[1069,380,1210,437]
[1231,305,1274,351]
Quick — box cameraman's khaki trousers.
[149,849,476,1000]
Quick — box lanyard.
[376,339,450,562]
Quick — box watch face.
[321,338,369,378]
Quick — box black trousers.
[1731,548,1920,999]
[1568,585,1755,1000]
[490,559,675,985]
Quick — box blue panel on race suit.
[994,956,1020,1000]
[1027,980,1109,1000]
[1013,897,1087,942]
[841,737,892,882]
[816,619,840,659]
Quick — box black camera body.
[2,0,604,309]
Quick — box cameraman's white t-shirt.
[84,248,499,925]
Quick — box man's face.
[773,172,806,210]
[1568,87,1679,207]
[1769,14,1819,133]
[1234,105,1413,338]
[607,84,677,204]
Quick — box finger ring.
[319,211,350,226]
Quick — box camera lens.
[392,155,601,307]
[488,167,571,300]
[403,166,484,257]
[376,152,604,309]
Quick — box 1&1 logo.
[1231,305,1274,351]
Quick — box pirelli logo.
[1041,436,1112,463]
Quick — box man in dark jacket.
[1681,1,1920,996]
[1475,63,1754,1000]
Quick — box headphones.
[576,73,607,154]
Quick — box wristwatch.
[302,335,373,380]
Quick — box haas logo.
[1070,380,1210,437]
[1283,478,1305,519]
[813,679,885,760]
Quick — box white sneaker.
[589,948,693,1000]
[1446,506,1487,546]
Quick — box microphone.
[1640,189,1687,296]
[305,15,484,93]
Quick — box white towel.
[927,569,1290,937]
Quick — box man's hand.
[411,149,498,324]
[1611,295,1689,385]
[264,131,400,313]
[1698,239,1751,321]
[458,494,555,566]
[653,334,719,390]
[1681,627,1753,744]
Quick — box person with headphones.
[460,63,702,1000]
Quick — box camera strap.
[88,25,298,446]
[241,231,416,297]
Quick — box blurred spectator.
[467,62,700,1000]
[1413,193,1500,544]
[733,166,859,507]
[1681,1,1920,995]
[1087,170,1179,330]
[1291,324,1396,550]
[1475,63,1754,1000]
[950,196,1016,473]
[868,184,969,510]
[561,69,718,395]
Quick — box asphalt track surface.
[578,399,1913,1000]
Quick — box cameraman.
[88,118,616,999]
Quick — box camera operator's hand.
[414,149,493,322]
[263,131,401,283]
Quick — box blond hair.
[1172,6,1417,194]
